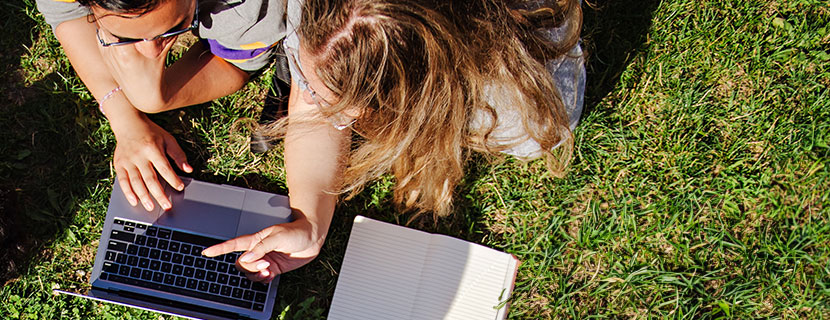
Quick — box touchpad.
[154,181,244,239]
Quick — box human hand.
[98,37,176,111]
[202,218,323,283]
[113,114,192,211]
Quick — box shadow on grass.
[0,2,114,283]
[581,0,660,113]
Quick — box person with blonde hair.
[204,0,585,282]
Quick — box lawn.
[1,0,828,319]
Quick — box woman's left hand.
[201,217,323,283]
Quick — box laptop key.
[150,260,161,271]
[135,235,147,246]
[240,278,251,289]
[130,267,141,278]
[198,281,209,292]
[169,242,180,253]
[184,267,195,277]
[194,258,206,268]
[108,240,127,252]
[161,262,172,273]
[183,256,194,266]
[187,278,198,290]
[103,262,119,273]
[206,271,217,282]
[160,251,172,262]
[137,223,148,230]
[228,276,240,287]
[124,226,135,232]
[253,304,264,311]
[153,272,164,283]
[224,254,236,264]
[192,246,204,256]
[146,226,158,237]
[139,258,150,269]
[114,219,125,225]
[221,285,232,296]
[127,244,138,255]
[150,249,161,259]
[218,274,229,284]
[175,276,186,287]
[146,237,158,248]
[232,288,244,299]
[180,243,192,255]
[195,269,206,280]
[206,260,217,271]
[127,256,139,267]
[116,253,128,264]
[125,221,136,227]
[138,247,149,257]
[252,282,269,292]
[158,228,172,239]
[107,274,253,309]
[105,251,117,261]
[217,262,228,273]
[158,239,169,250]
[172,253,183,264]
[254,292,266,303]
[110,230,135,243]
[243,290,254,301]
[172,265,183,275]
[164,274,175,285]
[172,231,223,248]
[141,269,153,281]
[209,283,221,294]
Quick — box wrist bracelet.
[98,86,122,115]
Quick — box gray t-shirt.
[35,0,288,71]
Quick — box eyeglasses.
[285,47,356,130]
[96,5,199,47]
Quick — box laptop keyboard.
[99,218,270,311]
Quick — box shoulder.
[197,0,287,38]
[36,0,89,31]
[197,0,289,71]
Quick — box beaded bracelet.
[98,86,122,115]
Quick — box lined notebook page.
[328,216,518,320]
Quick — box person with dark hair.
[203,0,585,282]
[35,0,290,211]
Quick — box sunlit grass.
[1,0,828,319]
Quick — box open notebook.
[328,216,520,320]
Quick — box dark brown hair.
[77,0,164,13]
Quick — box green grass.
[1,0,828,319]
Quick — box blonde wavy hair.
[276,0,581,217]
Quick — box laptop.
[56,176,293,320]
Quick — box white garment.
[478,5,586,160]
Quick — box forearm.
[156,41,249,112]
[54,17,148,132]
[284,82,348,247]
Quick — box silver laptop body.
[57,177,292,320]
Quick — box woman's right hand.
[112,114,193,211]
[202,216,325,282]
